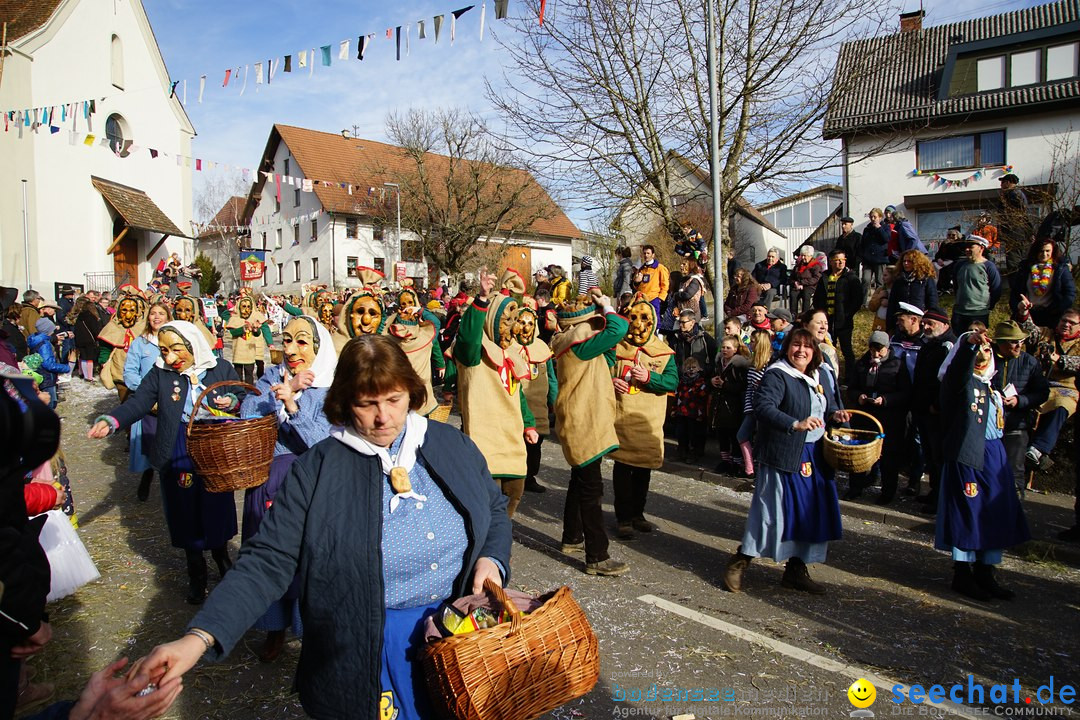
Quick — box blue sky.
[143,0,1041,224]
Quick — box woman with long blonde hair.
[887,250,938,332]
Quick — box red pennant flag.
[539,0,546,24]
[223,68,232,86]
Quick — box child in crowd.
[736,329,774,478]
[674,357,710,464]
[712,335,751,476]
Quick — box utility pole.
[383,182,401,285]
[707,0,724,338]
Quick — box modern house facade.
[825,1,1080,253]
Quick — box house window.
[346,217,358,239]
[1047,42,1079,82]
[373,257,385,274]
[276,263,283,285]
[262,269,268,287]
[773,206,793,230]
[294,188,301,207]
[293,225,300,246]
[373,223,385,243]
[110,35,124,89]
[283,158,290,177]
[275,229,282,249]
[977,56,1005,91]
[810,196,839,227]
[274,196,280,213]
[347,256,359,277]
[105,114,130,157]
[1011,50,1039,87]
[792,201,811,228]
[293,261,301,282]
[311,258,319,279]
[916,130,1005,172]
[310,220,318,242]
[261,232,267,250]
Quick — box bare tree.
[379,108,557,278]
[1044,128,1080,266]
[487,0,896,243]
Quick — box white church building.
[0,0,195,298]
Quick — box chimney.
[900,9,925,32]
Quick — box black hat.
[1000,173,1020,184]
[840,216,855,224]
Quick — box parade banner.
[239,249,267,281]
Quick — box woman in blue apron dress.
[723,328,850,595]
[123,301,171,501]
[89,320,242,605]
[240,316,337,662]
[936,329,1030,600]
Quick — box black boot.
[211,547,233,578]
[951,561,991,601]
[781,557,826,594]
[524,477,546,493]
[723,549,753,593]
[973,562,1014,600]
[185,550,208,605]
[137,469,153,502]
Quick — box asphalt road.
[25,379,1080,720]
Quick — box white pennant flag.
[339,40,349,60]
[299,50,307,68]
[480,1,486,40]
[199,75,206,103]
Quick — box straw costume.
[517,297,557,493]
[97,285,148,398]
[338,268,387,339]
[383,305,445,417]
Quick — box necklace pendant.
[390,467,411,494]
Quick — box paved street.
[26,379,1080,719]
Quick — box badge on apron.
[379,691,399,720]
[964,482,979,498]
[177,473,194,489]
[800,462,813,478]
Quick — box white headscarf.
[330,412,430,513]
[155,320,217,385]
[283,316,338,389]
[937,331,996,385]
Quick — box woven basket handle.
[483,577,522,637]
[833,408,884,436]
[185,380,262,439]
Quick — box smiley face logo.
[848,678,876,708]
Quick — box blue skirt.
[128,414,157,473]
[158,432,237,551]
[380,603,442,720]
[741,442,842,564]
[936,439,1031,552]
[243,453,302,634]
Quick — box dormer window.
[954,39,1080,96]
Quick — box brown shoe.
[258,630,286,663]
[560,541,585,555]
[616,523,635,540]
[585,558,629,576]
[723,551,753,592]
[781,558,826,595]
[632,518,656,533]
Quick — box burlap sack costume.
[550,301,619,468]
[517,299,555,436]
[610,298,675,469]
[384,310,440,416]
[97,288,148,394]
[456,270,531,478]
[226,295,268,365]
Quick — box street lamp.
[383,182,401,284]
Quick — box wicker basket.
[185,381,277,493]
[427,402,453,424]
[823,409,884,474]
[420,579,599,720]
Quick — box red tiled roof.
[247,124,580,240]
[0,0,64,42]
[198,195,247,239]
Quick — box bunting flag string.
[910,164,1016,189]
[1,96,104,131]
[162,2,505,101]
[2,117,399,225]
